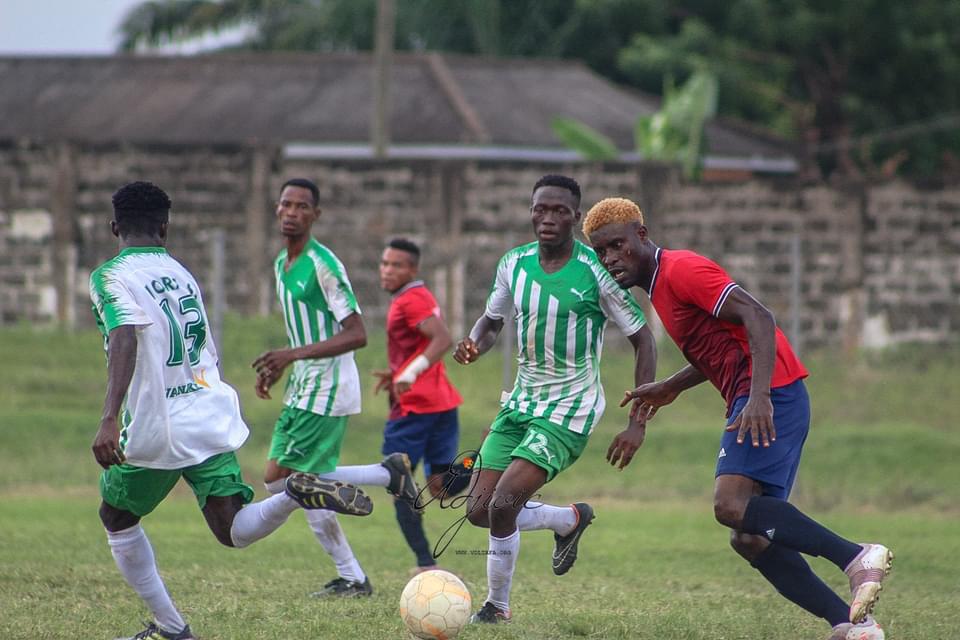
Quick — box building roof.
[0,52,796,170]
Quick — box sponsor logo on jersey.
[569,287,587,301]
[165,370,210,398]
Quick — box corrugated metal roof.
[0,52,795,169]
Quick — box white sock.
[229,493,299,548]
[515,501,578,535]
[486,529,519,610]
[305,509,366,583]
[321,464,390,487]
[107,525,186,634]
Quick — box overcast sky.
[0,0,243,54]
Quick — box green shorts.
[269,406,348,474]
[99,451,254,518]
[477,407,589,482]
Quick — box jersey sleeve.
[315,252,362,323]
[400,288,441,329]
[483,252,514,320]
[669,255,739,316]
[89,268,151,333]
[594,264,647,335]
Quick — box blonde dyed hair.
[582,197,644,238]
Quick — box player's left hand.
[725,394,776,447]
[606,423,646,470]
[393,379,412,395]
[372,369,393,395]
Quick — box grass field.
[2,317,959,639]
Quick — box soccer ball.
[399,569,472,640]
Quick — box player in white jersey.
[251,178,421,598]
[453,175,657,624]
[90,182,372,640]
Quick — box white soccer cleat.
[845,543,894,623]
[828,615,885,640]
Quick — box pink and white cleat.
[845,544,894,623]
[828,615,885,640]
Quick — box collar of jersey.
[392,280,424,297]
[531,241,581,277]
[648,247,663,297]
[118,246,167,257]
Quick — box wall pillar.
[52,142,77,328]
[244,146,272,315]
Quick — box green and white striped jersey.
[484,240,647,435]
[274,238,362,416]
[89,246,249,470]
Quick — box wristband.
[396,354,431,385]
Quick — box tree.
[118,0,960,179]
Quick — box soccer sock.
[751,542,850,627]
[515,501,578,535]
[741,496,862,569]
[106,525,186,634]
[394,498,435,567]
[322,464,391,487]
[486,529,519,610]
[229,492,299,548]
[442,464,474,496]
[305,509,366,583]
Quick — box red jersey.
[386,281,462,419]
[649,249,808,414]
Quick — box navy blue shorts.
[382,408,459,477]
[716,379,810,499]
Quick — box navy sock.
[751,543,850,627]
[394,498,435,567]
[742,496,862,569]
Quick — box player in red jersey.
[376,238,470,573]
[583,198,892,640]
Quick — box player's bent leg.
[465,469,502,528]
[845,543,894,624]
[712,473,757,529]
[201,493,248,547]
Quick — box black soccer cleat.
[284,473,373,516]
[114,622,196,640]
[381,452,423,510]
[552,502,595,576]
[309,576,373,598]
[469,601,512,624]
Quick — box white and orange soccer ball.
[399,569,472,640]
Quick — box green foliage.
[550,117,619,161]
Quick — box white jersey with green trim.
[484,240,647,435]
[274,238,362,416]
[89,246,249,470]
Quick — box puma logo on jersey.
[193,368,210,388]
[296,280,307,290]
[569,287,587,301]
[525,432,555,464]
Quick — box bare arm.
[606,324,657,469]
[453,314,505,364]
[716,287,777,447]
[253,313,366,392]
[92,325,137,469]
[393,315,454,394]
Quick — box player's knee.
[713,497,746,529]
[729,530,765,559]
[99,501,139,532]
[465,498,489,527]
[210,523,236,548]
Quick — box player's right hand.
[92,417,125,469]
[453,337,480,364]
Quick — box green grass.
[1,317,959,639]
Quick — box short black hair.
[281,178,320,207]
[388,237,421,265]
[112,181,171,238]
[532,174,581,208]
